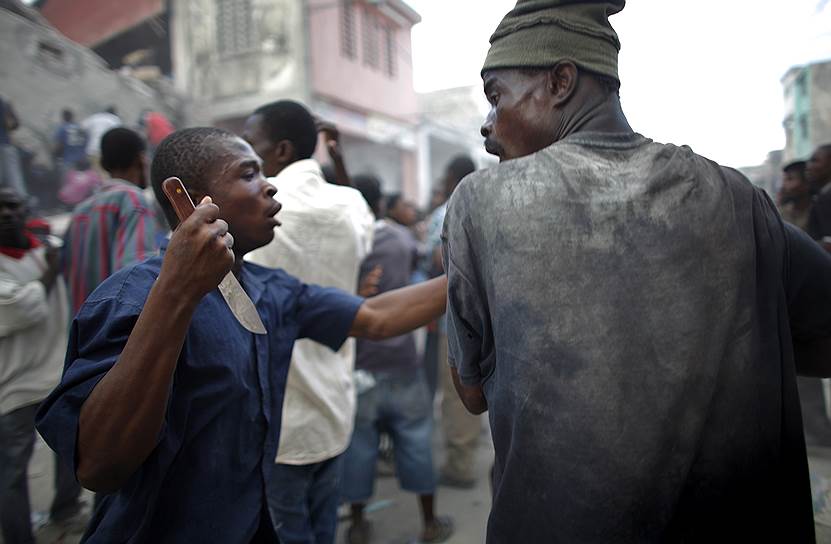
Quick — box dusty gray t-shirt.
[442,132,831,542]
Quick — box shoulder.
[321,182,370,214]
[93,184,153,212]
[81,257,162,313]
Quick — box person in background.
[443,1,831,540]
[343,175,454,544]
[778,161,812,232]
[81,107,121,172]
[423,155,480,489]
[0,187,83,544]
[57,158,103,208]
[141,110,175,155]
[386,194,418,228]
[243,100,374,544]
[387,193,428,285]
[806,144,831,252]
[0,96,26,196]
[53,109,88,181]
[428,188,446,215]
[316,120,351,187]
[62,127,160,316]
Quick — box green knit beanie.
[482,0,626,82]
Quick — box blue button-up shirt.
[36,245,363,543]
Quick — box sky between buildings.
[408,0,831,168]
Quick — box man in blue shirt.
[53,109,88,173]
[36,127,448,543]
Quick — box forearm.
[333,156,351,187]
[451,366,487,414]
[794,336,831,377]
[351,276,447,340]
[77,275,197,492]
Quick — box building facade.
[782,60,831,162]
[0,2,177,191]
[42,0,425,198]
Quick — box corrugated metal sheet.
[40,0,163,47]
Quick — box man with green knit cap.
[441,1,831,542]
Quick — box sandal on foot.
[421,516,454,543]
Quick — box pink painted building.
[306,0,421,197]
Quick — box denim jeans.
[0,403,82,544]
[266,455,342,544]
[342,368,436,502]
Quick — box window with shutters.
[362,8,380,69]
[341,1,357,59]
[217,0,256,56]
[384,25,396,78]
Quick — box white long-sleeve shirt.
[0,247,68,416]
[246,159,373,465]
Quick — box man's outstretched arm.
[76,199,232,493]
[349,276,447,340]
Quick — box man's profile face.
[806,147,831,189]
[480,69,558,162]
[200,138,282,256]
[242,114,281,178]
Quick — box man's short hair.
[353,174,383,216]
[150,127,239,229]
[447,155,476,184]
[62,109,74,122]
[100,127,146,174]
[254,100,318,161]
[783,160,807,176]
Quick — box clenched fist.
[159,196,235,303]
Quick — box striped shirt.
[62,179,162,316]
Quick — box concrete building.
[41,0,424,198]
[739,149,783,197]
[782,59,831,162]
[0,0,178,208]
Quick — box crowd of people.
[1,0,831,543]
[0,97,174,210]
[0,94,480,544]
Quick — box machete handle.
[162,177,197,223]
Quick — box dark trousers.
[0,403,82,544]
[266,456,342,544]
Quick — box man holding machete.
[35,127,448,543]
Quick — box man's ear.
[548,61,579,107]
[274,140,296,165]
